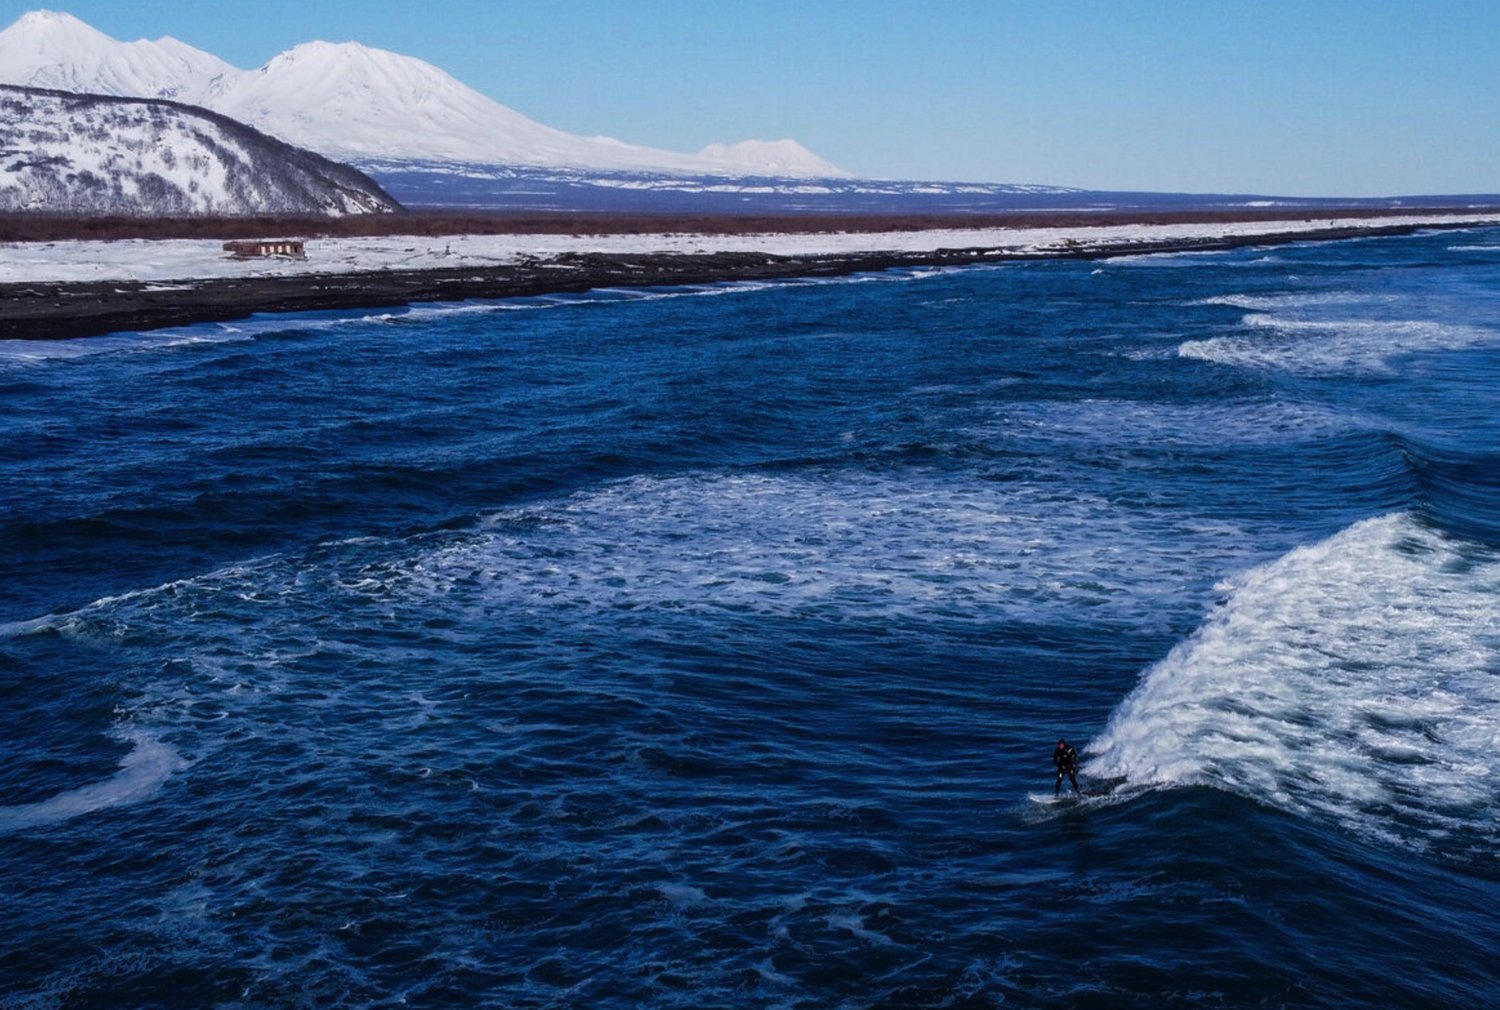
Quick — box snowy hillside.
[0,84,401,216]
[0,11,850,179]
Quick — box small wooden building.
[223,239,306,260]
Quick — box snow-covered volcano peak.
[236,39,510,115]
[697,139,851,179]
[254,39,436,82]
[3,8,101,45]
[0,8,235,102]
[0,9,119,72]
[207,37,615,167]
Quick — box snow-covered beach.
[3,212,1498,285]
[3,211,1499,341]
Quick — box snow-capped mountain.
[0,10,849,179]
[0,10,232,102]
[694,140,845,178]
[0,84,401,216]
[202,40,849,178]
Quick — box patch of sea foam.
[1004,396,1357,447]
[0,729,186,835]
[421,471,1273,631]
[1180,314,1498,374]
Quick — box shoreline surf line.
[2,218,1495,342]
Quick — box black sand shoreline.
[0,219,1490,342]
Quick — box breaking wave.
[1088,513,1500,859]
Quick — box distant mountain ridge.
[0,10,849,179]
[0,83,401,216]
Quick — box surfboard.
[1026,786,1112,806]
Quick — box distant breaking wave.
[1179,314,1499,375]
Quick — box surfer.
[1053,738,1080,796]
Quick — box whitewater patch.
[6,468,1284,665]
[1088,513,1500,857]
[1179,314,1499,374]
[1005,396,1361,448]
[0,326,258,368]
[0,729,186,835]
[1102,251,1289,270]
[0,466,1307,846]
[1189,291,1386,312]
[434,470,1279,631]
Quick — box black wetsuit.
[1053,743,1080,796]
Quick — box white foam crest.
[0,560,276,642]
[1103,251,1221,266]
[392,280,792,317]
[533,271,927,306]
[1103,250,1282,269]
[0,729,187,835]
[0,337,117,367]
[0,325,257,367]
[1190,291,1376,311]
[1089,513,1500,853]
[1180,314,1498,374]
[499,270,952,316]
[391,301,526,322]
[1006,396,1357,447]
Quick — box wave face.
[3,230,1500,1008]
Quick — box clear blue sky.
[7,1,1499,196]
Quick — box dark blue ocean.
[3,228,1499,1009]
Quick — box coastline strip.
[2,217,1495,341]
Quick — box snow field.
[1,214,1496,285]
